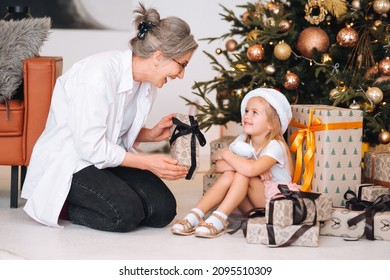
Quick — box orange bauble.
[296,27,330,58]
[336,26,359,48]
[247,44,265,62]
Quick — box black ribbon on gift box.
[231,185,321,247]
[169,115,206,180]
[344,190,390,240]
[227,208,266,237]
[265,185,321,247]
[268,184,321,225]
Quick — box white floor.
[0,160,389,261]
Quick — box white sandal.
[194,213,229,238]
[171,210,202,236]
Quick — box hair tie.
[137,21,155,40]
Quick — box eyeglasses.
[172,58,188,71]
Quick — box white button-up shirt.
[21,50,157,227]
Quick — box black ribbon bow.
[344,190,390,240]
[268,184,321,225]
[228,208,266,237]
[169,115,206,180]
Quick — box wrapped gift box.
[202,171,221,195]
[355,184,390,202]
[170,113,206,180]
[320,207,390,241]
[209,136,235,166]
[247,217,320,247]
[202,136,235,193]
[265,192,332,227]
[288,105,363,207]
[363,151,390,188]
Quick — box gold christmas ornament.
[267,2,285,15]
[242,11,250,24]
[336,25,359,48]
[378,57,390,76]
[215,48,223,55]
[247,29,261,42]
[283,71,300,90]
[264,64,276,75]
[247,44,265,62]
[296,27,330,58]
[338,80,347,92]
[305,0,328,25]
[321,53,333,64]
[225,39,238,52]
[379,101,387,109]
[373,0,390,15]
[349,100,361,110]
[274,42,292,61]
[378,129,390,145]
[362,102,374,113]
[235,63,247,71]
[329,88,340,99]
[351,0,361,10]
[366,87,384,104]
[278,20,292,32]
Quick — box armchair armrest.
[23,56,63,165]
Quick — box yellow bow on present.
[289,108,363,192]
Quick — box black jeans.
[66,165,177,232]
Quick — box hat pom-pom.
[229,141,256,159]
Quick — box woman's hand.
[122,152,188,180]
[143,154,188,180]
[137,114,174,143]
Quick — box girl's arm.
[219,149,277,177]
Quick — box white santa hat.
[240,88,292,133]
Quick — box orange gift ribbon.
[289,108,363,192]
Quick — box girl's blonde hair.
[246,97,294,176]
[129,3,198,59]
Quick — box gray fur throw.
[0,18,51,103]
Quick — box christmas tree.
[183,0,390,145]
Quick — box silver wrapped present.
[170,113,206,180]
[247,217,320,247]
[320,207,390,241]
[209,136,235,166]
[363,151,390,188]
[355,184,390,202]
[202,171,221,194]
[265,191,333,227]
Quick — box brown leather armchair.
[0,56,63,208]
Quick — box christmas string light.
[290,50,340,73]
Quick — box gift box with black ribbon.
[320,192,390,241]
[169,113,206,180]
[247,217,320,247]
[265,185,332,227]
[355,184,390,202]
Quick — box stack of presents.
[203,105,390,247]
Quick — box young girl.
[171,88,294,238]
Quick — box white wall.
[40,0,243,154]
